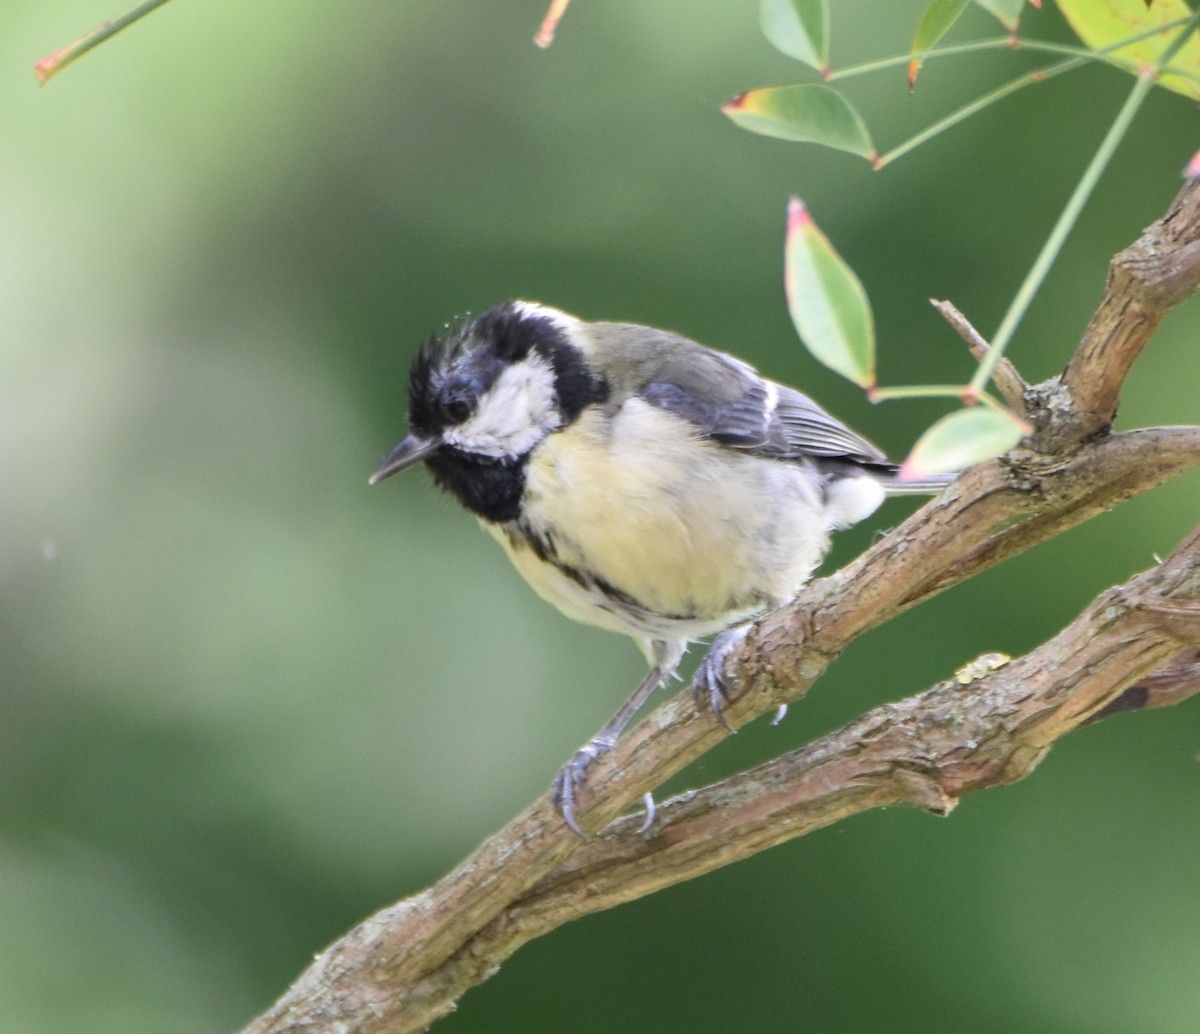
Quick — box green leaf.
[898,406,1028,479]
[722,84,875,159]
[910,0,971,86]
[972,0,1025,32]
[784,197,875,388]
[1055,0,1200,99]
[760,0,830,71]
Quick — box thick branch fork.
[241,184,1200,1034]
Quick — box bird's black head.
[371,301,604,522]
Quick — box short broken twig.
[931,297,1028,413]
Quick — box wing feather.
[609,325,885,464]
[767,383,885,463]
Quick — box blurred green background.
[2,2,1198,1031]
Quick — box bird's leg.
[552,642,682,836]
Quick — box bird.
[370,300,954,833]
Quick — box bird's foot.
[551,740,658,836]
[691,624,752,734]
[551,737,611,836]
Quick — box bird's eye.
[443,394,472,424]
[439,372,480,425]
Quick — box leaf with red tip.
[760,0,830,72]
[898,406,1029,480]
[910,0,971,87]
[973,0,1026,32]
[722,85,874,159]
[784,197,875,388]
[1056,0,1200,99]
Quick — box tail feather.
[874,467,957,495]
[819,457,957,496]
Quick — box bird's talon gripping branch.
[692,624,752,733]
[551,739,608,836]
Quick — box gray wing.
[763,381,886,463]
[610,324,885,465]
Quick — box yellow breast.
[487,402,831,642]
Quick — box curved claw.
[636,792,656,834]
[691,660,735,734]
[691,625,751,734]
[551,739,609,836]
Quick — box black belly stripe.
[505,520,699,623]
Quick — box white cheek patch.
[443,354,562,458]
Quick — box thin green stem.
[36,0,173,84]
[1014,34,1200,85]
[827,18,1194,83]
[969,14,1200,394]
[975,392,1021,418]
[868,384,977,402]
[866,15,1200,169]
[828,38,1020,81]
[874,56,1083,169]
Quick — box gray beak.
[369,434,440,484]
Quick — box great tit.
[371,301,954,833]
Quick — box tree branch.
[1059,178,1200,443]
[1086,645,1200,722]
[240,182,1200,1034]
[504,529,1200,931]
